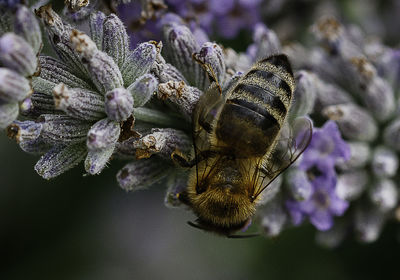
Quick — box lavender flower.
[7,5,191,181]
[0,5,41,129]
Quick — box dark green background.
[1,134,400,280]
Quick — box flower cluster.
[283,16,400,245]
[0,4,41,129]
[1,1,400,246]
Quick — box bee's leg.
[171,149,216,168]
[171,150,196,168]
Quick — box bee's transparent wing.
[252,116,313,200]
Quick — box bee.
[172,54,312,237]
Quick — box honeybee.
[173,54,312,237]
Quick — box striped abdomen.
[216,54,295,157]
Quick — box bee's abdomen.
[216,55,295,157]
[228,55,295,124]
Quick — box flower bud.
[127,73,158,107]
[151,52,188,84]
[313,75,353,110]
[35,5,88,78]
[248,23,281,61]
[34,143,87,179]
[28,92,62,117]
[336,141,371,170]
[369,179,398,212]
[102,14,129,68]
[87,118,121,150]
[371,146,398,178]
[157,80,201,120]
[289,71,316,118]
[7,120,42,143]
[14,5,42,54]
[336,170,368,201]
[53,83,105,121]
[134,128,191,160]
[163,23,207,89]
[194,41,225,86]
[38,114,91,144]
[121,42,158,87]
[0,33,37,76]
[384,118,400,151]
[117,157,170,192]
[84,145,115,175]
[105,87,134,121]
[0,68,31,102]
[322,104,377,142]
[89,11,106,50]
[19,138,52,155]
[354,202,385,243]
[134,107,184,128]
[0,101,18,129]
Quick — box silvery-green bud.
[87,118,120,150]
[121,42,158,87]
[34,143,87,179]
[134,128,191,160]
[35,5,88,78]
[348,57,395,121]
[260,194,287,237]
[28,92,62,117]
[19,137,52,155]
[249,23,281,60]
[14,5,42,55]
[163,23,207,89]
[53,83,105,121]
[102,14,129,68]
[0,33,37,76]
[7,120,42,143]
[336,141,370,170]
[127,73,157,107]
[258,176,282,205]
[38,114,91,144]
[157,80,201,120]
[37,56,94,91]
[0,101,18,129]
[164,172,189,208]
[117,157,170,192]
[354,202,385,243]
[89,11,106,50]
[336,170,368,201]
[384,118,400,151]
[289,71,316,118]
[193,41,225,86]
[0,68,31,102]
[371,146,398,178]
[85,145,115,175]
[70,30,123,94]
[369,179,398,212]
[313,75,353,110]
[322,104,377,142]
[105,87,133,121]
[151,54,188,84]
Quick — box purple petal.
[310,210,334,231]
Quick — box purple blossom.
[299,120,350,174]
[285,121,350,231]
[286,175,349,231]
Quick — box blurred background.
[2,133,400,279]
[3,0,400,279]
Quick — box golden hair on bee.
[173,54,312,237]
